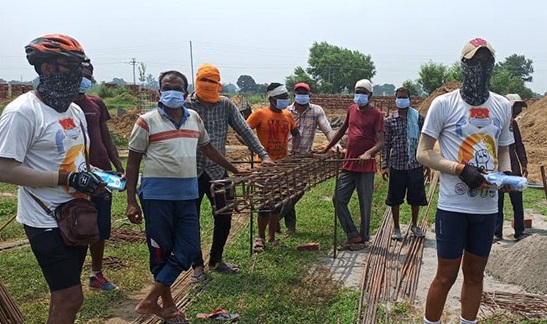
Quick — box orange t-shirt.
[246,107,296,161]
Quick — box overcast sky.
[1,0,545,94]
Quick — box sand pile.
[486,234,547,295]
[518,96,547,182]
[108,108,140,139]
[417,81,462,114]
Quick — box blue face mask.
[160,90,186,109]
[276,98,290,109]
[395,98,410,109]
[294,94,310,105]
[353,93,369,106]
[79,77,92,94]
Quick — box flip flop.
[283,229,296,238]
[337,240,366,251]
[349,242,367,251]
[196,308,239,321]
[211,262,240,274]
[161,310,188,324]
[268,239,287,249]
[191,271,205,284]
[253,237,265,253]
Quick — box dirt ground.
[321,208,547,323]
[106,90,547,322]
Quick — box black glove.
[458,164,486,190]
[68,171,103,194]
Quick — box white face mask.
[395,98,410,109]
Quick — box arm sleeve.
[229,104,269,159]
[0,158,58,187]
[416,133,460,175]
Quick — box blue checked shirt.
[381,110,424,171]
[185,93,270,180]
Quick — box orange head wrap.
[195,63,222,103]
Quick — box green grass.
[0,174,546,323]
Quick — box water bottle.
[485,172,527,191]
[92,170,126,191]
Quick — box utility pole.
[189,41,195,90]
[130,58,137,85]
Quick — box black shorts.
[91,191,112,240]
[385,166,428,206]
[24,226,88,292]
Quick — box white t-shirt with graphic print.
[0,92,89,228]
[421,89,514,214]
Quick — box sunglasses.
[54,60,84,72]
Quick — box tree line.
[237,42,539,99]
[1,42,540,99]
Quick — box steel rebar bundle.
[481,291,547,319]
[0,280,24,324]
[210,154,339,216]
[356,171,439,324]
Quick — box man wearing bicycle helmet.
[0,34,105,323]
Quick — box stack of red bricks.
[311,94,425,115]
[10,84,23,98]
[0,83,8,100]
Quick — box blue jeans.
[495,190,524,238]
[333,170,374,241]
[140,196,200,286]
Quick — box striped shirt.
[128,107,209,200]
[382,110,424,171]
[185,93,270,180]
[287,103,336,152]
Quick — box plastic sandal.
[268,239,287,249]
[283,229,296,238]
[196,308,239,321]
[161,310,188,324]
[338,240,366,251]
[190,271,205,284]
[253,237,265,252]
[211,262,240,274]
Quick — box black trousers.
[193,172,233,268]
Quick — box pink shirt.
[342,104,385,173]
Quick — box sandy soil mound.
[518,96,547,182]
[417,81,462,114]
[108,108,140,139]
[486,234,547,295]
